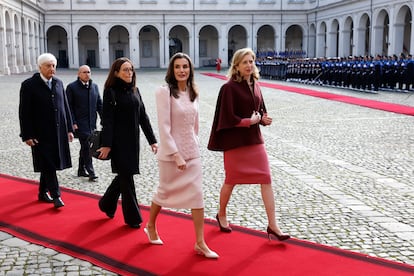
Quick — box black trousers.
[99,174,142,226]
[39,170,60,199]
[78,133,95,176]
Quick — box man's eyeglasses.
[81,71,91,73]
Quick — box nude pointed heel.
[194,244,219,259]
[144,227,164,245]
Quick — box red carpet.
[202,72,414,116]
[1,174,413,276]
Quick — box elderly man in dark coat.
[19,53,74,209]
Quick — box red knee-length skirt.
[223,144,271,184]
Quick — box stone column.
[98,24,110,69]
[130,23,139,68]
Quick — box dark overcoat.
[66,78,103,135]
[406,59,414,85]
[101,79,157,175]
[19,73,73,172]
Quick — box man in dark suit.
[373,55,383,91]
[66,65,103,181]
[19,53,74,208]
[405,54,414,91]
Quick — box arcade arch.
[168,25,189,58]
[330,19,339,58]
[47,26,69,68]
[343,17,354,57]
[14,14,23,71]
[78,25,99,68]
[5,11,13,73]
[373,10,389,57]
[357,14,371,57]
[27,20,35,69]
[25,19,37,71]
[396,5,412,55]
[109,25,130,65]
[318,22,327,58]
[21,17,28,70]
[199,25,219,67]
[228,25,247,62]
[139,25,160,68]
[257,25,275,52]
[0,11,5,74]
[285,25,303,53]
[308,24,317,58]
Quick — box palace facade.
[0,0,412,74]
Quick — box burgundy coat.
[207,78,267,151]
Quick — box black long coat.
[101,79,157,175]
[66,78,103,135]
[19,73,73,172]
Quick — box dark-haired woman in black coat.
[97,57,158,228]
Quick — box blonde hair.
[227,48,260,82]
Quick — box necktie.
[47,80,52,90]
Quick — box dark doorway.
[86,50,96,67]
[58,50,68,68]
[169,38,182,58]
[115,50,124,59]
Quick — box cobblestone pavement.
[0,68,413,275]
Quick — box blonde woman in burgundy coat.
[208,48,290,242]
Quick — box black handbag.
[88,130,110,160]
[88,88,116,160]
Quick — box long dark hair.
[104,57,137,91]
[165,52,198,102]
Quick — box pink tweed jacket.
[155,85,200,161]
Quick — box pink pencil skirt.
[223,144,271,185]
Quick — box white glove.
[250,111,261,125]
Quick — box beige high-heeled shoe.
[144,227,164,245]
[194,244,219,259]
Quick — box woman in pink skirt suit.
[144,53,218,259]
[208,48,290,241]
